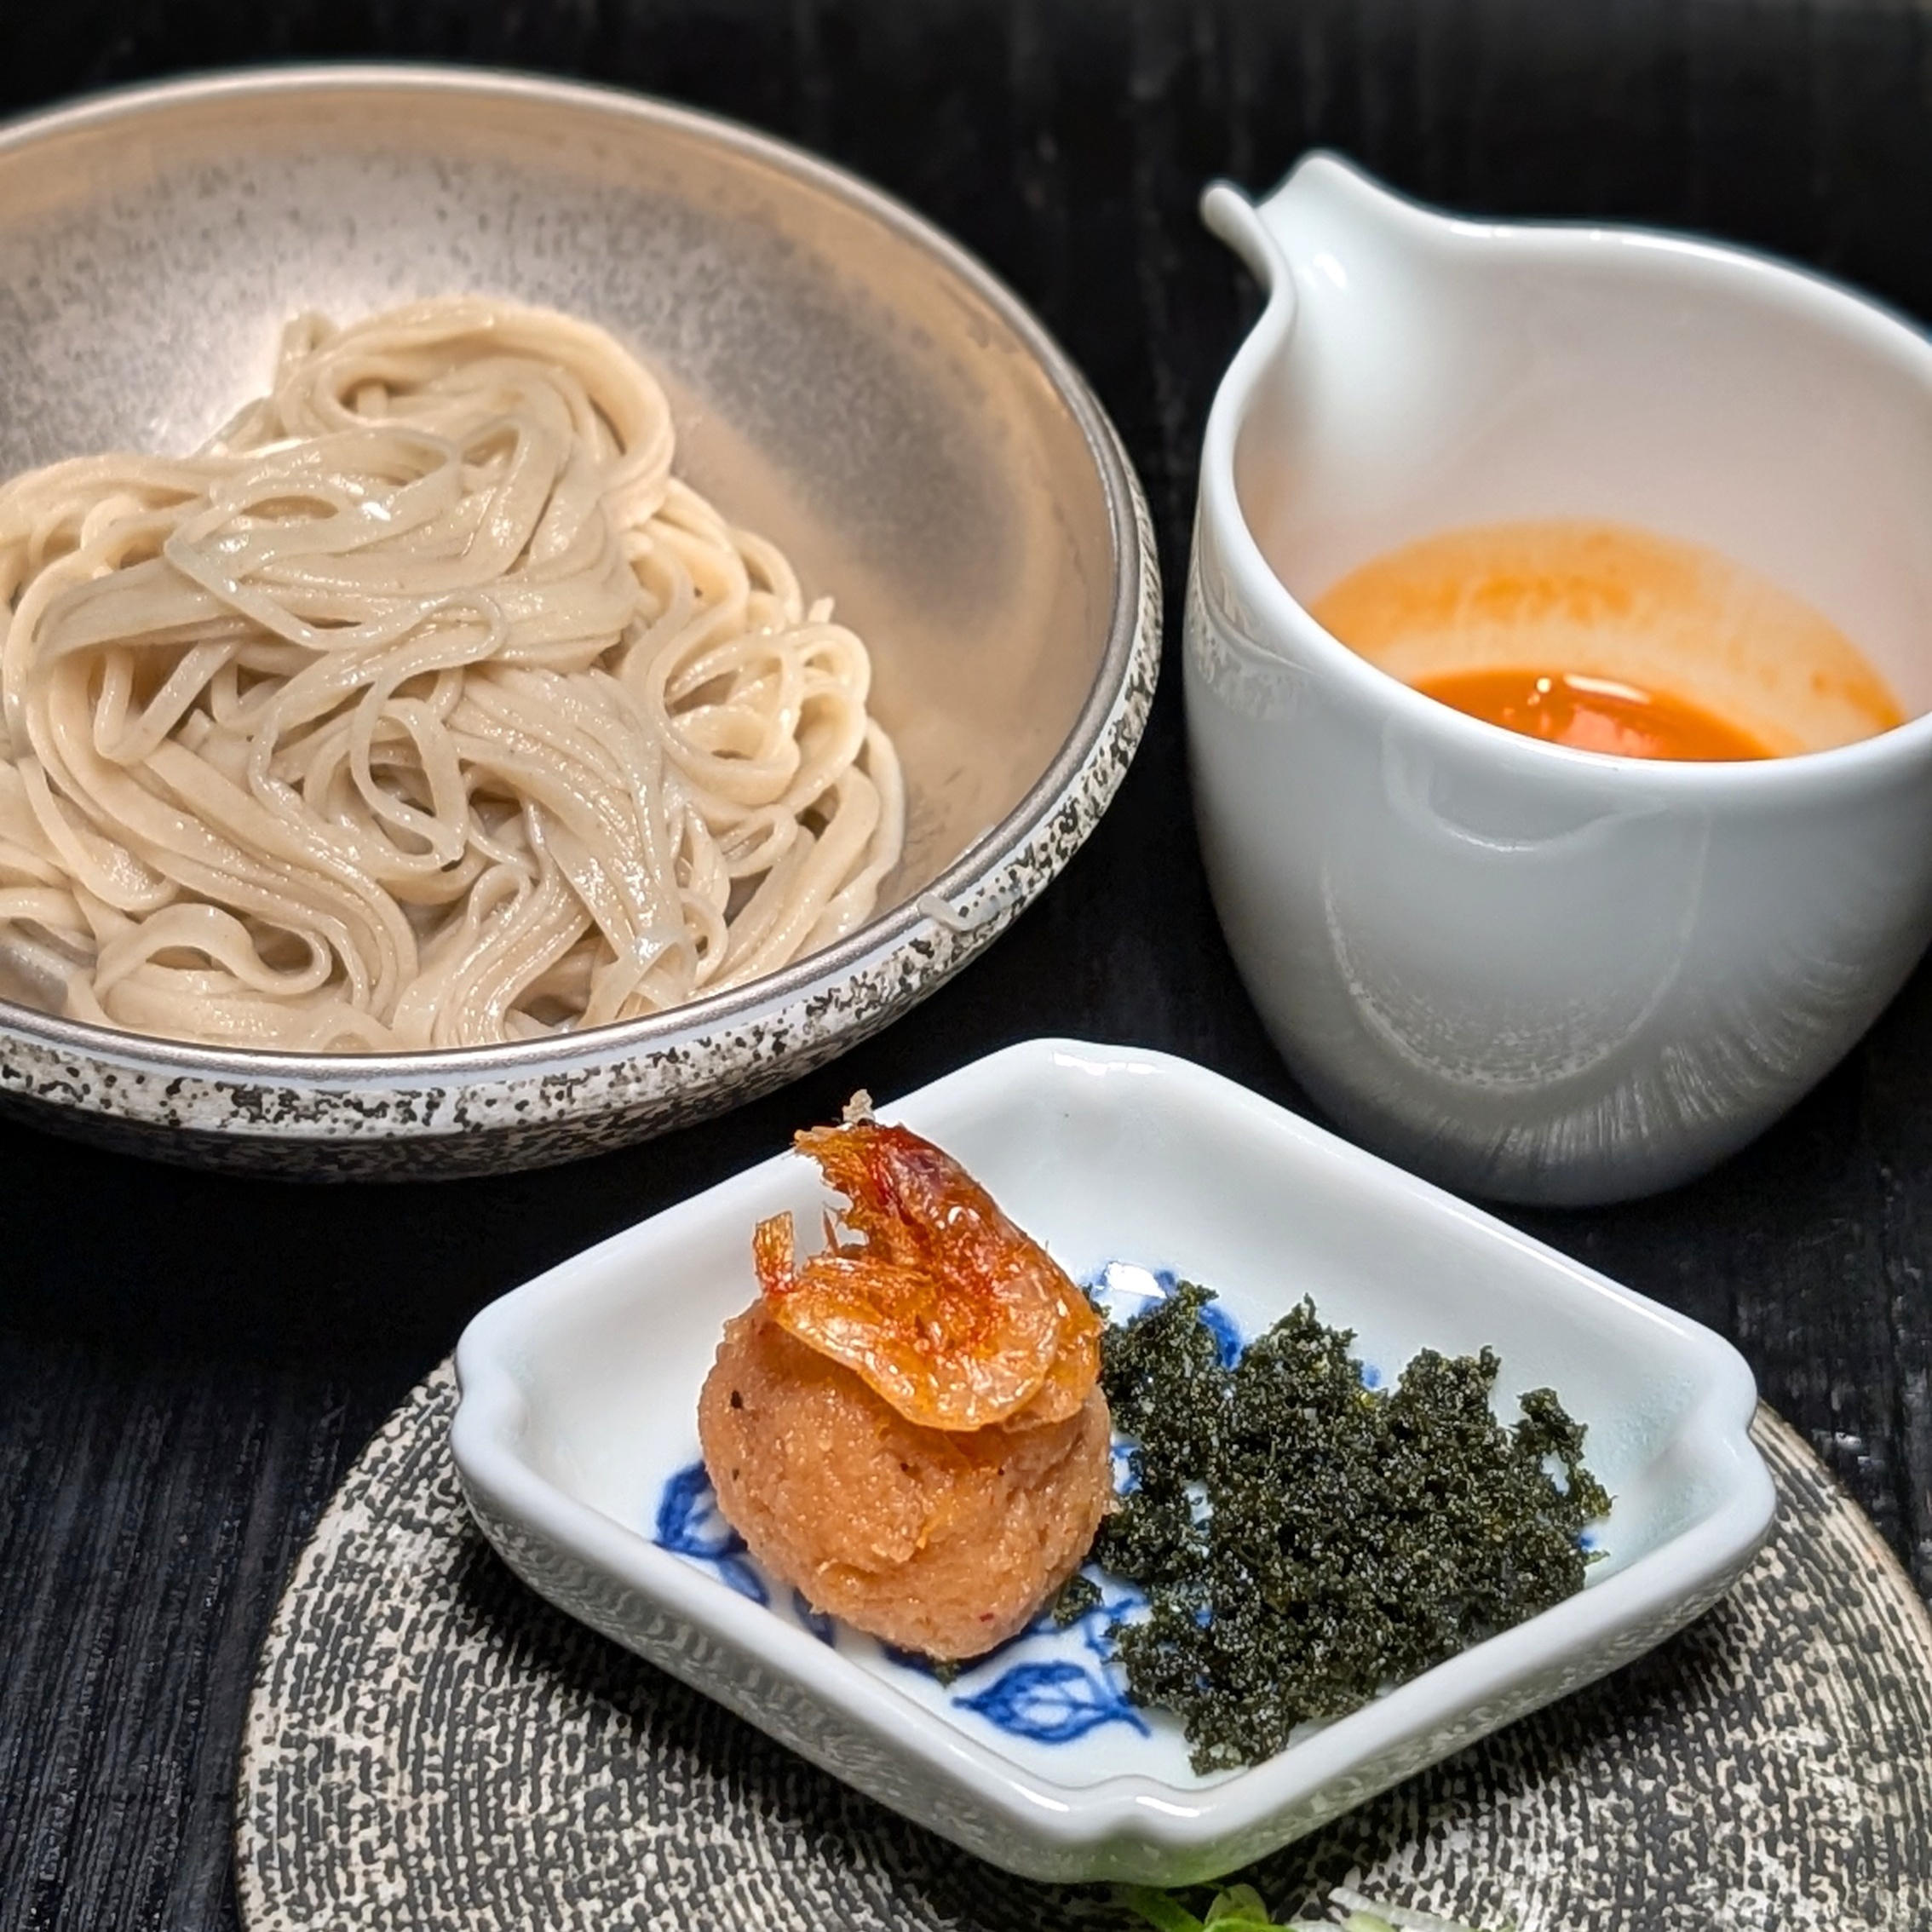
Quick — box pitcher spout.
[1205,152,1444,304]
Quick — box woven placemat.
[236,1365,1932,1929]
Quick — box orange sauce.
[1308,520,1904,762]
[1413,668,1770,761]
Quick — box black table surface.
[3,4,1930,1928]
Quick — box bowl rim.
[0,64,1151,1083]
[450,1036,1778,1870]
[1198,150,1932,798]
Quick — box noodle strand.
[0,297,903,1050]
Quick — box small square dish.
[451,1039,1774,1884]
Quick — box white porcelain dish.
[1186,153,1932,1206]
[451,1037,1774,1884]
[0,70,1158,1177]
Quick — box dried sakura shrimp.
[752,1108,1101,1432]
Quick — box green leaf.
[1114,1886,1208,1932]
[1204,1884,1276,1925]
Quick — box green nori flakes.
[1093,1287,1611,1773]
[1051,1571,1102,1627]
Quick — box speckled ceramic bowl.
[0,69,1158,1177]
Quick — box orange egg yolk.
[1412,668,1771,762]
[1305,521,1905,762]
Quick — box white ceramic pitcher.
[1186,154,1932,1205]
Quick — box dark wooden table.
[3,4,1929,1928]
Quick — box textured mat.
[237,1365,1932,1930]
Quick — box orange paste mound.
[752,1112,1102,1431]
[696,1102,1113,1658]
[698,1302,1113,1659]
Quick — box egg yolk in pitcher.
[1309,520,1903,761]
[1411,668,1769,761]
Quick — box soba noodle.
[0,297,905,1051]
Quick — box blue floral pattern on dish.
[1201,1300,1244,1369]
[650,1260,1199,1751]
[948,1572,1149,1742]
[792,1590,837,1644]
[650,1459,1150,1748]
[653,1461,768,1605]
[954,1659,1143,1744]
[1085,1259,1244,1366]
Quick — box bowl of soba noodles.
[0,68,1158,1176]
